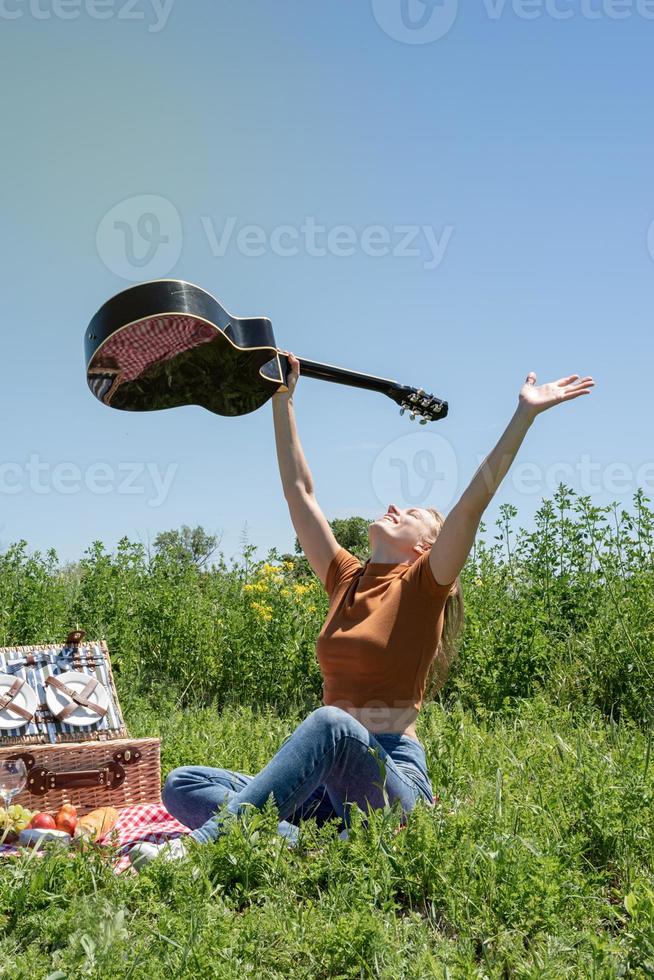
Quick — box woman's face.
[368,504,435,556]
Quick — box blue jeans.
[162,705,434,845]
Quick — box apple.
[29,812,56,830]
[55,804,78,835]
[55,814,77,834]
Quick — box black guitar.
[85,280,448,423]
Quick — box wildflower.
[293,584,310,597]
[251,601,273,622]
[261,563,282,577]
[243,581,268,595]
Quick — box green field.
[1,488,653,978]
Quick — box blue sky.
[0,0,652,565]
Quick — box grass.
[0,486,653,977]
[1,697,653,977]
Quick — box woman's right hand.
[279,350,300,398]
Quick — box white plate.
[19,828,72,847]
[44,670,110,728]
[0,672,38,730]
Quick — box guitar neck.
[294,357,398,397]
[288,355,448,422]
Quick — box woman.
[129,358,594,867]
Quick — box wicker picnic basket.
[0,633,161,816]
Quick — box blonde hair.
[420,507,465,700]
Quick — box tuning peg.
[399,407,406,416]
[419,418,428,425]
[409,412,416,421]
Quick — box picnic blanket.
[1,796,439,873]
[0,803,191,874]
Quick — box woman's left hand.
[519,372,595,419]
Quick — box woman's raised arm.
[429,371,595,586]
[272,352,340,586]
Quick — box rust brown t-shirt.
[316,547,454,711]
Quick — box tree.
[276,515,373,579]
[153,525,221,569]
[321,517,372,561]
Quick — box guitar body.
[85,280,288,416]
[85,279,448,423]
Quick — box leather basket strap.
[0,678,34,722]
[45,675,108,721]
[26,760,126,795]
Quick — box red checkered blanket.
[91,316,216,382]
[0,803,191,874]
[1,797,439,873]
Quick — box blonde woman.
[129,358,593,867]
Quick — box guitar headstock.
[392,385,449,424]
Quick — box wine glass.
[0,759,27,844]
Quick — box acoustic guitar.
[85,280,448,424]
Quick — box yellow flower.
[280,587,291,598]
[261,563,282,577]
[251,601,274,622]
[293,583,310,597]
[307,604,316,613]
[283,561,294,570]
